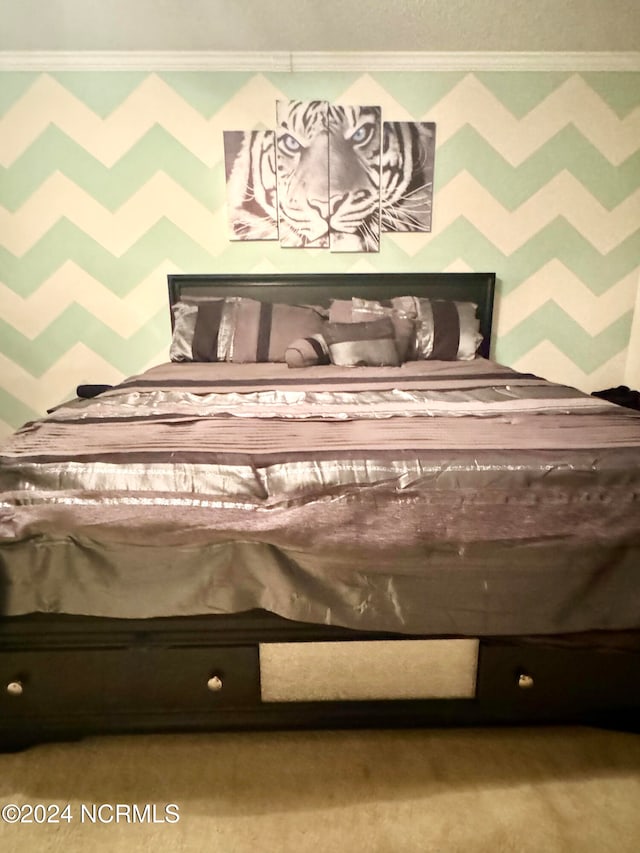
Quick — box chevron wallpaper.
[1,68,639,439]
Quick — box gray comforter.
[1,358,639,636]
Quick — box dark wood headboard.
[167,272,496,360]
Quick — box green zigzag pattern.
[2,218,638,298]
[2,124,638,212]
[0,219,637,379]
[4,71,637,120]
[497,305,633,370]
[0,219,218,297]
[0,126,223,211]
[0,73,40,115]
[436,126,640,209]
[0,389,40,432]
[0,307,168,377]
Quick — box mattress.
[1,358,639,636]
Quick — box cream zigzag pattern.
[3,171,637,259]
[0,74,287,168]
[0,346,133,410]
[0,262,172,338]
[389,173,640,257]
[2,73,639,170]
[430,74,640,164]
[336,74,640,164]
[498,265,639,336]
[0,173,228,256]
[0,340,170,422]
[333,77,417,121]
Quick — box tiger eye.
[351,123,375,146]
[280,134,302,153]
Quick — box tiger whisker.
[392,181,432,202]
[381,205,428,230]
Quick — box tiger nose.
[329,193,347,217]
[308,197,329,221]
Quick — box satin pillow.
[324,317,400,367]
[183,298,326,362]
[381,296,482,360]
[328,299,414,362]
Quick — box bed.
[1,271,639,751]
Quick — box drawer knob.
[6,681,23,697]
[207,675,223,692]
[517,673,535,690]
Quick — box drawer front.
[0,645,260,719]
[477,641,640,716]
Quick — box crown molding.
[292,51,640,72]
[1,50,639,72]
[0,51,293,71]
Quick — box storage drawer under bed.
[0,645,261,719]
[1,635,638,742]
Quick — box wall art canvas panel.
[275,100,330,248]
[223,130,279,241]
[380,122,436,233]
[328,105,382,253]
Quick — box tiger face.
[276,101,382,251]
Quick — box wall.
[1,66,639,438]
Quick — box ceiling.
[1,0,639,53]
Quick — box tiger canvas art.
[380,121,436,234]
[327,104,382,252]
[275,100,331,249]
[223,129,279,241]
[223,100,435,253]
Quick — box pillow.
[328,299,414,362]
[170,298,228,362]
[350,296,482,361]
[226,299,326,363]
[388,297,482,360]
[187,298,326,363]
[170,301,200,362]
[323,317,400,367]
[285,335,330,368]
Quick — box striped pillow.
[190,298,326,363]
[170,297,231,362]
[351,296,482,361]
[324,317,400,367]
[190,299,230,361]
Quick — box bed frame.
[1,271,639,752]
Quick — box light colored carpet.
[1,725,639,852]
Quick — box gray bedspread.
[1,358,639,636]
